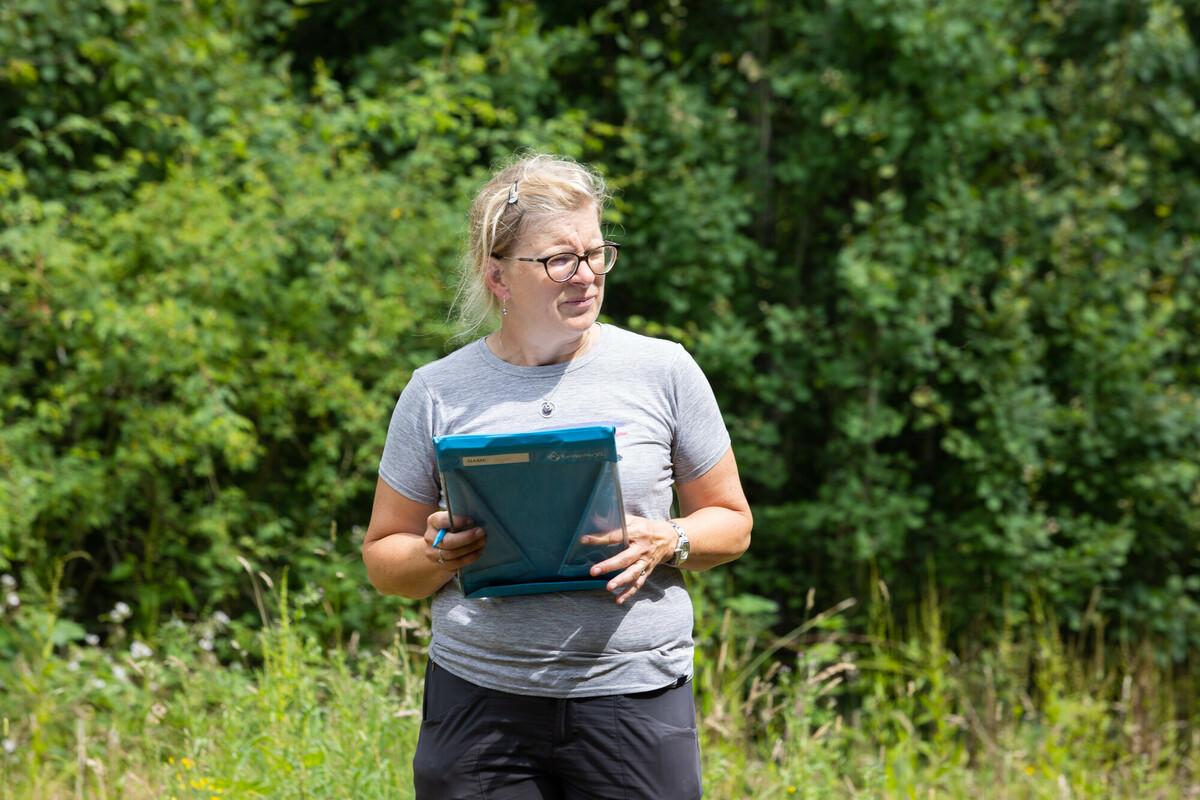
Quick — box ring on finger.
[638,561,647,579]
[437,553,446,566]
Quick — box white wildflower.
[111,665,128,683]
[111,601,131,622]
[2,739,16,754]
[212,610,230,627]
[129,641,153,660]
[0,574,15,590]
[91,678,106,690]
[67,660,80,672]
[5,592,19,608]
[199,637,214,652]
[85,634,100,646]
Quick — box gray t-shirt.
[379,324,730,697]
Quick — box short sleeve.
[378,373,440,505]
[669,346,731,483]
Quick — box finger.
[438,535,487,560]
[590,547,649,577]
[433,535,485,562]
[605,558,648,593]
[448,512,475,530]
[579,529,625,547]
[426,513,475,541]
[434,527,485,551]
[612,561,651,605]
[436,547,485,571]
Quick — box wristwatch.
[667,520,690,567]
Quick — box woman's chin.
[566,313,599,333]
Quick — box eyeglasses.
[492,242,621,283]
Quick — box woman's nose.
[570,258,598,284]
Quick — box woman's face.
[492,203,606,343]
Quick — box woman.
[363,153,752,799]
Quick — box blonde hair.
[450,153,610,340]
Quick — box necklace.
[489,327,597,417]
[537,371,571,417]
[537,327,598,416]
[539,386,559,418]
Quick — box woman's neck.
[488,325,597,367]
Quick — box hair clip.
[507,180,519,205]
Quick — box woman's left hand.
[579,516,678,605]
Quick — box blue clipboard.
[434,426,628,599]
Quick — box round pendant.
[540,400,555,417]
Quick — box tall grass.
[692,577,1199,798]
[1,568,1196,799]
[0,570,426,799]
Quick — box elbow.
[361,555,393,596]
[735,507,753,558]
[362,541,441,600]
[364,565,435,600]
[699,507,752,569]
[377,584,435,601]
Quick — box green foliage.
[0,568,425,798]
[3,572,1193,797]
[1,0,1199,657]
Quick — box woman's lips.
[562,296,596,307]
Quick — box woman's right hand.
[364,480,487,598]
[424,511,487,573]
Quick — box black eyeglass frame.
[491,241,621,283]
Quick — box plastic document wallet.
[434,426,628,599]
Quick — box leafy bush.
[1,0,1198,656]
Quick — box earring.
[501,301,508,317]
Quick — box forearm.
[363,531,454,599]
[672,505,752,571]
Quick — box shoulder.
[597,326,717,405]
[598,325,703,390]
[600,324,688,367]
[410,338,491,393]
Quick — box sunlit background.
[2,1,1197,796]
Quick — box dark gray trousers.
[413,660,703,799]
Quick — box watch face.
[671,524,689,565]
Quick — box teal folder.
[434,426,628,599]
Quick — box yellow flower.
[788,788,797,795]
[1025,765,1035,775]
[181,757,195,770]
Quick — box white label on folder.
[462,453,530,467]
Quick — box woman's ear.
[485,259,510,300]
